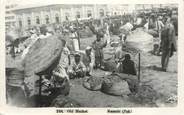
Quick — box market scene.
[5,3,178,107]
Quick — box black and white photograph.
[4,0,179,109]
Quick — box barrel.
[6,68,24,87]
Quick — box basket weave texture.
[22,36,63,76]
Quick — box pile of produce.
[101,73,131,96]
[83,76,104,91]
[126,28,154,52]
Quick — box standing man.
[156,16,165,55]
[161,17,177,72]
[82,46,95,76]
[70,25,80,51]
[92,32,107,69]
[104,22,111,45]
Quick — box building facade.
[11,4,178,29]
[12,4,110,28]
[134,4,178,10]
[5,4,18,30]
[107,4,130,16]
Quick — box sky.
[5,0,178,6]
[5,0,112,5]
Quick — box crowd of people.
[6,7,178,101]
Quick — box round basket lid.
[22,35,63,77]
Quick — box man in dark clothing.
[161,17,177,72]
[119,54,137,75]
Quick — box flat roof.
[13,4,55,11]
[12,4,96,11]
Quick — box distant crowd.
[6,7,178,80]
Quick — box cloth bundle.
[126,28,154,52]
[83,76,104,91]
[101,74,131,96]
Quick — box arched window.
[45,15,49,24]
[36,16,40,24]
[99,9,104,17]
[27,17,31,25]
[65,12,69,21]
[76,11,80,18]
[87,10,92,17]
[18,18,22,27]
[55,14,60,23]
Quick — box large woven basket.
[6,68,25,87]
[101,74,131,96]
[22,35,63,77]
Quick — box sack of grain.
[101,74,131,96]
[83,76,104,91]
[22,35,63,77]
[126,28,154,52]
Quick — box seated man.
[82,46,95,76]
[68,53,86,79]
[118,54,137,75]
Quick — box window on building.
[6,11,10,14]
[36,16,40,24]
[87,10,92,17]
[76,11,80,18]
[27,17,31,25]
[6,6,10,9]
[18,19,22,27]
[55,14,60,23]
[106,11,109,16]
[45,15,50,24]
[65,13,69,21]
[99,9,104,17]
[5,16,14,20]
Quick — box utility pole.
[76,18,81,50]
[138,53,141,83]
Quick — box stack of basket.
[21,35,63,77]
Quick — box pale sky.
[5,0,108,6]
[5,0,178,6]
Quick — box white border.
[0,0,184,115]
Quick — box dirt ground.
[68,35,177,107]
[6,35,177,107]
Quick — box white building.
[5,4,18,30]
[12,4,109,28]
[107,4,130,16]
